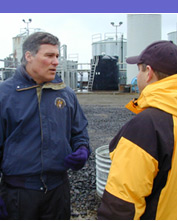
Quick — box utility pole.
[22,18,32,36]
[110,21,123,45]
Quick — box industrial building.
[88,14,177,92]
[0,14,177,92]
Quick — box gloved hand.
[0,196,8,219]
[64,146,89,171]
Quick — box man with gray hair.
[0,32,90,219]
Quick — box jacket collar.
[15,65,65,91]
[126,74,177,116]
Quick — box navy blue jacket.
[0,66,90,190]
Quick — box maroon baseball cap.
[126,40,177,75]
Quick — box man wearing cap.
[97,40,177,220]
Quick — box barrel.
[95,145,111,197]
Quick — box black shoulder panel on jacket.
[110,108,174,164]
[98,190,135,220]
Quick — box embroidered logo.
[55,97,66,109]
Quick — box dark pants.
[0,179,71,220]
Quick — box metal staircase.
[88,56,99,91]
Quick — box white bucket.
[95,145,111,197]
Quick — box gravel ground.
[68,92,138,220]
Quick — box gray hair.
[21,32,60,65]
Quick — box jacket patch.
[54,97,66,109]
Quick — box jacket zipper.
[37,86,48,193]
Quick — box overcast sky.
[0,13,177,67]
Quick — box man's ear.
[146,65,154,83]
[25,51,33,63]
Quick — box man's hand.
[64,146,89,171]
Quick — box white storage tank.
[168,31,177,45]
[13,34,27,64]
[126,14,161,84]
[92,34,127,64]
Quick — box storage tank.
[91,55,119,91]
[168,31,177,45]
[126,14,161,84]
[92,34,127,64]
[13,34,27,64]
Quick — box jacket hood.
[126,74,177,117]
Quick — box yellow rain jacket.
[98,74,177,220]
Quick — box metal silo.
[126,14,161,84]
[92,33,127,64]
[13,34,27,64]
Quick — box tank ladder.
[88,56,99,91]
